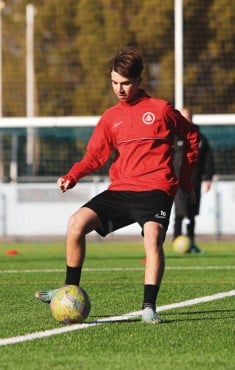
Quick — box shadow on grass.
[162,308,235,322]
[87,308,235,325]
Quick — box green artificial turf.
[0,239,234,370]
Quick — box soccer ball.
[50,285,91,324]
[173,235,192,254]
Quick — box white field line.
[0,290,234,347]
[0,266,235,274]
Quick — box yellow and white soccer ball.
[173,235,192,254]
[50,285,91,324]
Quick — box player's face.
[111,70,141,103]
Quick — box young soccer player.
[173,107,214,253]
[35,47,199,323]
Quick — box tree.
[2,0,27,116]
[129,0,174,101]
[183,0,235,113]
[72,0,139,114]
[208,0,235,112]
[34,0,80,115]
[2,0,234,116]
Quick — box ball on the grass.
[50,285,91,324]
[173,235,192,254]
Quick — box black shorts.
[82,190,173,237]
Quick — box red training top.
[63,91,199,198]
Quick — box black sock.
[65,266,82,285]
[142,284,160,310]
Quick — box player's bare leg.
[142,221,166,323]
[66,207,101,267]
[143,221,165,285]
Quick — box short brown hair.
[110,47,144,80]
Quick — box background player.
[173,107,214,253]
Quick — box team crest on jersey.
[142,112,156,125]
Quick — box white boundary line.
[0,290,234,347]
[0,266,235,274]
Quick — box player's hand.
[203,180,211,192]
[188,189,196,205]
[57,177,72,193]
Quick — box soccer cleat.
[35,288,59,303]
[141,307,165,324]
[189,244,205,254]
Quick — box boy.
[35,47,199,323]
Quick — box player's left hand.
[203,180,212,192]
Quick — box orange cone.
[6,249,19,256]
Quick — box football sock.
[65,265,82,285]
[143,284,160,310]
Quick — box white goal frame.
[0,114,234,128]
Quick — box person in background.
[173,107,214,253]
[35,47,199,323]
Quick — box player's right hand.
[57,177,73,193]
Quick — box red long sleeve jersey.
[64,92,199,198]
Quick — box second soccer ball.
[173,235,192,254]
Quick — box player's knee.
[144,222,166,245]
[67,212,85,237]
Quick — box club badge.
[142,112,156,125]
